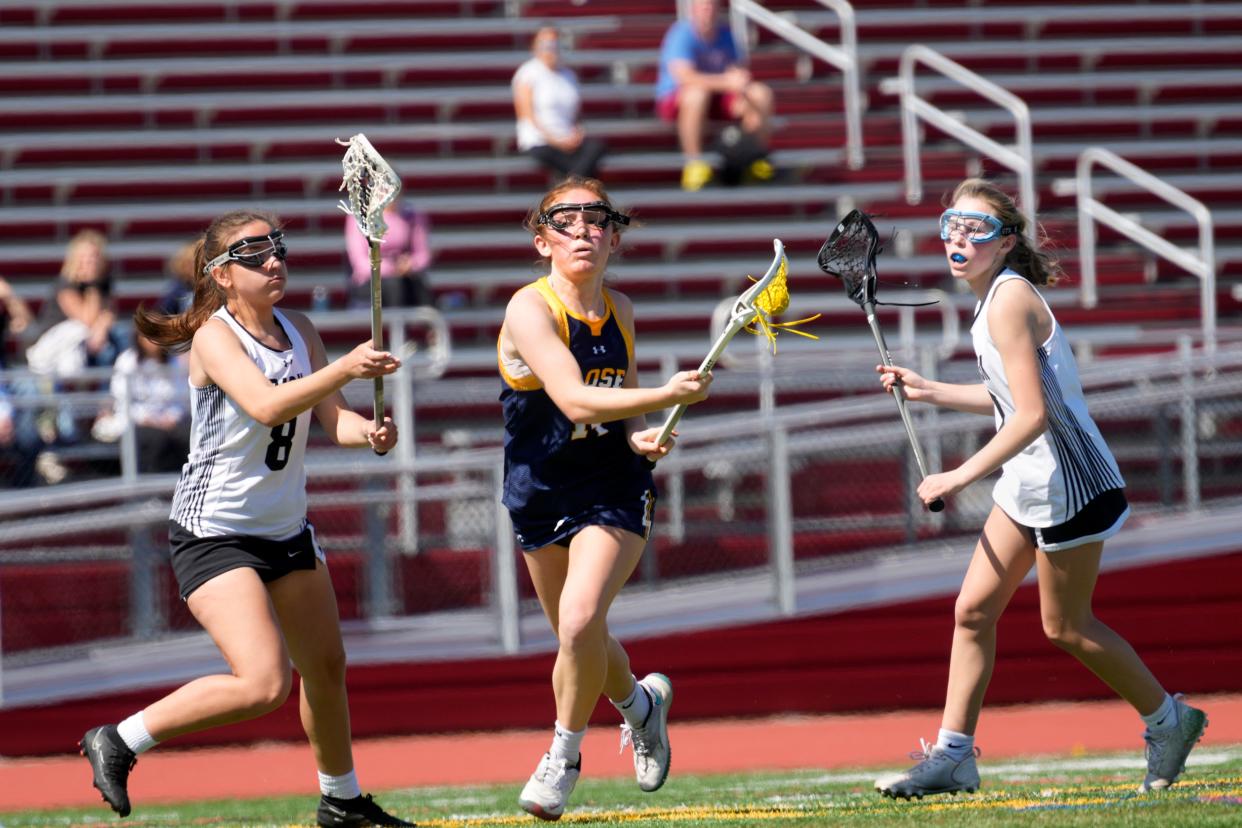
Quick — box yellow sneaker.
[681,159,713,191]
[747,157,775,182]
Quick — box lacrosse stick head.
[734,238,787,320]
[736,240,821,352]
[337,133,402,243]
[816,209,880,308]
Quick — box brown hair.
[134,209,280,352]
[524,176,632,269]
[947,178,1061,286]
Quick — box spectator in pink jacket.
[344,200,433,310]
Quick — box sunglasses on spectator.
[939,210,1017,244]
[537,202,631,232]
[203,230,288,274]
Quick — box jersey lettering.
[264,373,304,470]
[582,367,625,388]
[265,419,298,470]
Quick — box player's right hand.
[876,363,929,401]
[666,369,712,406]
[342,340,402,379]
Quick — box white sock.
[612,676,652,729]
[1141,693,1177,730]
[936,728,974,761]
[550,721,586,765]
[318,769,361,800]
[116,711,158,755]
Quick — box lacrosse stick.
[656,239,819,446]
[817,210,945,512]
[337,133,401,455]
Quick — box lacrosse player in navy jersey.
[872,179,1207,799]
[78,210,414,828]
[499,178,712,820]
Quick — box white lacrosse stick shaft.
[369,241,384,427]
[655,239,786,446]
[337,133,401,455]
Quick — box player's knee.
[556,604,605,650]
[953,599,995,633]
[1041,615,1087,652]
[241,668,293,715]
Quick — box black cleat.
[79,725,137,817]
[317,793,416,827]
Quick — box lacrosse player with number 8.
[873,179,1206,800]
[499,178,711,820]
[78,210,412,827]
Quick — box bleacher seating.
[0,7,1239,523]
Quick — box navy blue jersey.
[499,278,656,519]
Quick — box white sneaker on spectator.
[518,752,580,821]
[875,739,980,799]
[619,673,673,792]
[1140,694,1208,792]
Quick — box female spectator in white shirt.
[512,27,607,180]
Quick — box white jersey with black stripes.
[971,270,1124,527]
[170,306,313,539]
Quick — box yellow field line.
[409,776,1242,826]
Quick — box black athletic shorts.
[169,520,324,600]
[1021,488,1130,552]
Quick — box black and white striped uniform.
[971,270,1125,528]
[170,306,313,539]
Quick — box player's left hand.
[629,426,674,462]
[367,417,398,452]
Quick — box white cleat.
[1140,694,1208,792]
[619,673,673,792]
[875,739,980,800]
[518,752,580,821]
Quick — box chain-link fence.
[2,331,1240,706]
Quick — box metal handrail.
[1072,147,1217,355]
[895,44,1036,237]
[729,0,865,169]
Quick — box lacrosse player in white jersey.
[78,210,414,828]
[872,179,1206,800]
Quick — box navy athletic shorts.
[169,520,325,600]
[509,489,656,553]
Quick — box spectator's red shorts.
[656,90,739,123]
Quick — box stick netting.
[337,133,402,243]
[744,254,821,353]
[816,210,880,307]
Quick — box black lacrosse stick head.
[816,209,881,308]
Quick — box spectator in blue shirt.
[656,0,774,191]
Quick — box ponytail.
[133,210,280,352]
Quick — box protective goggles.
[536,201,630,232]
[939,210,1017,244]
[202,230,287,274]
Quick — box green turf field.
[11,747,1241,827]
